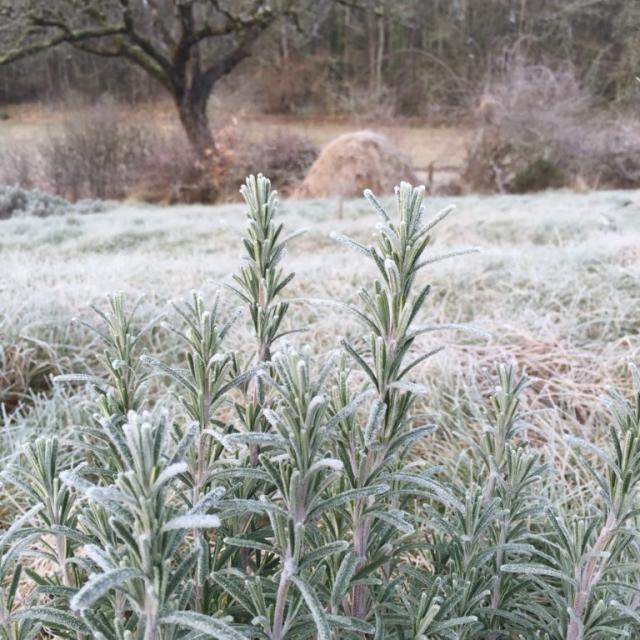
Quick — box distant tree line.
[309,0,640,112]
[1,0,638,116]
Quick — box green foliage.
[1,174,639,640]
[512,158,566,194]
[0,185,105,220]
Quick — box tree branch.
[0,24,126,65]
[196,13,278,98]
[117,0,175,81]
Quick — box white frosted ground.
[2,189,638,332]
[1,188,639,449]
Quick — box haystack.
[294,130,417,199]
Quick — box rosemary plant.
[229,174,300,466]
[328,183,464,631]
[61,410,226,639]
[58,293,150,420]
[143,292,243,614]
[0,504,46,640]
[2,175,639,640]
[519,365,640,640]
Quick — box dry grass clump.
[0,341,58,414]
[0,316,105,420]
[295,130,417,199]
[457,331,634,429]
[464,62,640,192]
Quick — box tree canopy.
[0,1,316,153]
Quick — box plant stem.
[352,513,370,619]
[56,533,82,640]
[272,556,293,640]
[193,462,204,612]
[143,583,159,640]
[567,511,617,640]
[193,403,209,612]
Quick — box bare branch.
[117,0,175,81]
[0,23,126,65]
[0,0,305,156]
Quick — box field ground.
[0,101,472,171]
[1,187,639,471]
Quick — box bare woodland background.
[2,2,639,113]
[1,0,640,204]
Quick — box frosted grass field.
[1,188,639,463]
[1,185,640,639]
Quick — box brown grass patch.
[0,340,60,414]
[458,331,634,430]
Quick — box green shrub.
[512,157,566,193]
[0,185,107,219]
[1,175,639,640]
[0,186,70,219]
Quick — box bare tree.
[0,1,306,155]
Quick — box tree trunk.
[375,9,384,93]
[367,6,377,91]
[175,86,215,158]
[343,6,351,71]
[280,16,289,67]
